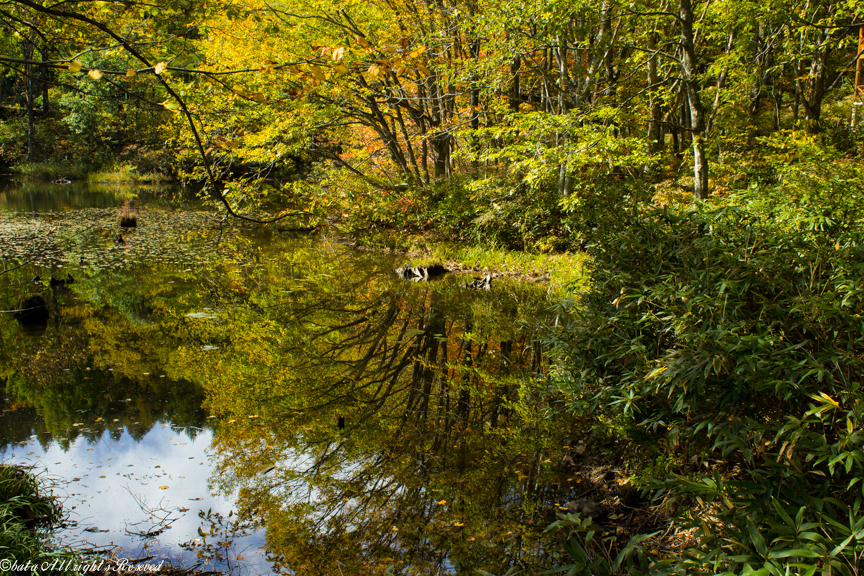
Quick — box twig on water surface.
[122,486,180,538]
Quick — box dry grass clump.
[118,201,138,228]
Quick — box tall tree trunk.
[556,39,573,196]
[509,54,521,111]
[788,22,832,134]
[679,0,709,199]
[431,131,451,178]
[22,39,35,162]
[394,105,422,184]
[646,31,663,154]
[40,47,49,115]
[801,34,830,133]
[792,85,800,127]
[469,39,481,169]
[773,89,782,130]
[556,41,569,113]
[576,1,612,106]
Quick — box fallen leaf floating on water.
[159,486,169,490]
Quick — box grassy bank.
[0,463,80,573]
[11,161,172,184]
[395,240,587,295]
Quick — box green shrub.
[0,463,79,573]
[548,184,864,574]
[0,464,60,528]
[421,175,589,251]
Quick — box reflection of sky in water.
[4,426,271,575]
[0,191,562,575]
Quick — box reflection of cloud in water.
[5,426,271,575]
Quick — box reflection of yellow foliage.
[0,238,576,574]
[180,248,570,573]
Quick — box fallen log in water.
[394,263,449,281]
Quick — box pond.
[0,182,577,575]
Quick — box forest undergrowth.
[533,140,864,575]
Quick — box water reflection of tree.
[202,264,568,575]
[0,266,211,449]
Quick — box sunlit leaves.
[154,61,168,74]
[68,60,83,73]
[310,64,326,84]
[87,69,104,80]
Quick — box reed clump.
[0,462,78,570]
[118,202,138,228]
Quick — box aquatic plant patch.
[0,208,228,272]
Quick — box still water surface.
[0,183,571,574]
